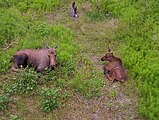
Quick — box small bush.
[36,23,51,37]
[10,114,20,120]
[0,52,12,73]
[0,0,20,8]
[0,95,9,110]
[58,51,72,64]
[44,70,58,81]
[40,88,60,112]
[50,25,75,44]
[17,2,28,12]
[0,8,26,45]
[7,69,38,94]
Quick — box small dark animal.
[12,43,58,72]
[71,1,78,18]
[101,49,127,82]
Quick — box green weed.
[0,94,9,110]
[40,88,60,112]
[72,76,105,98]
[10,114,21,120]
[0,8,26,45]
[7,69,38,94]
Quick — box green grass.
[0,0,152,119]
[94,0,159,119]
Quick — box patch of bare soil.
[91,56,103,71]
[63,85,140,120]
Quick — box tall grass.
[91,0,159,119]
[0,0,62,12]
[0,8,26,45]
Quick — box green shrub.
[10,114,21,120]
[50,25,75,44]
[0,95,9,110]
[0,0,21,8]
[36,23,51,37]
[0,52,12,73]
[58,51,72,64]
[7,69,38,94]
[43,70,58,81]
[40,88,60,112]
[0,8,26,45]
[17,2,28,12]
[29,0,61,11]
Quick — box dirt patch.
[107,18,119,29]
[91,56,103,71]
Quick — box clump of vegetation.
[10,114,21,120]
[0,0,62,12]
[71,72,105,98]
[72,75,105,98]
[40,88,60,112]
[0,8,26,45]
[7,69,38,94]
[86,0,108,21]
[0,94,9,110]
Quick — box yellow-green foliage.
[7,69,38,94]
[0,8,26,45]
[0,0,62,12]
[40,88,60,112]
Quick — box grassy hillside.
[91,0,159,119]
[0,0,158,120]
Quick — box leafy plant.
[30,0,61,11]
[0,94,9,110]
[40,88,60,112]
[44,70,58,81]
[10,114,20,120]
[7,69,38,94]
[0,8,26,45]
